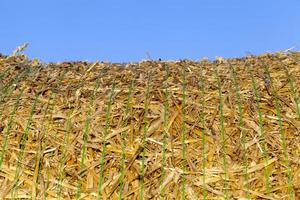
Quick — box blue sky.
[1,0,299,62]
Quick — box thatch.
[0,52,300,199]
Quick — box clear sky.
[1,0,300,62]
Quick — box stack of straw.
[0,52,300,199]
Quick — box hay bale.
[0,52,300,199]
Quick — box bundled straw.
[0,52,300,199]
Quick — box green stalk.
[247,63,271,194]
[139,71,151,200]
[228,61,249,198]
[279,61,300,120]
[181,65,187,200]
[97,81,116,200]
[0,69,29,175]
[261,60,295,199]
[11,93,39,199]
[32,90,53,200]
[214,64,229,199]
[119,78,135,199]
[160,63,169,197]
[7,66,40,199]
[57,109,73,199]
[0,88,24,169]
[76,79,101,199]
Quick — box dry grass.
[0,52,300,199]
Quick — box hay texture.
[0,52,300,199]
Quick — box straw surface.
[0,52,300,199]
